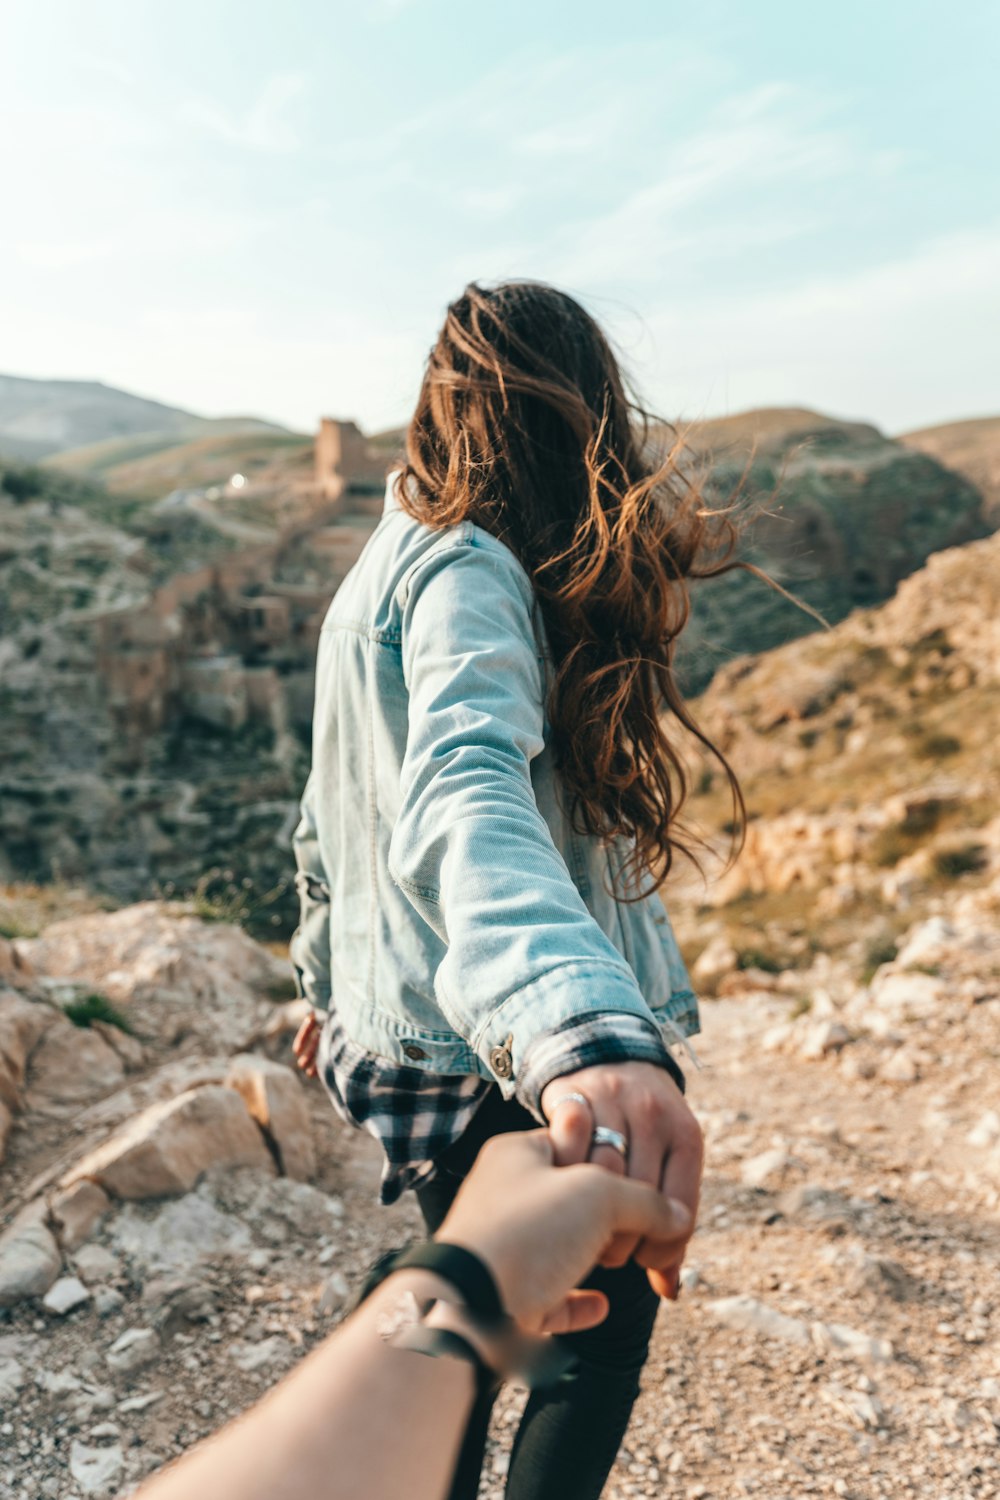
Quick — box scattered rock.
[0,990,51,1162]
[0,1209,62,1307]
[0,1354,25,1402]
[800,1020,852,1059]
[43,1275,91,1315]
[36,1367,83,1397]
[225,1053,315,1180]
[229,1335,292,1374]
[61,1084,275,1200]
[691,936,738,994]
[812,1321,894,1363]
[707,1295,812,1347]
[26,1015,126,1110]
[69,1437,124,1497]
[968,1109,1000,1149]
[110,1188,252,1273]
[878,1048,920,1084]
[105,1327,160,1376]
[248,1176,344,1245]
[855,1256,921,1304]
[93,1287,125,1319]
[740,1147,790,1187]
[317,1270,349,1314]
[73,1244,121,1284]
[118,1389,164,1413]
[49,1179,111,1251]
[19,902,284,1047]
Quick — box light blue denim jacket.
[290,474,699,1110]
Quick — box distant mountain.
[0,373,289,462]
[897,415,1000,525]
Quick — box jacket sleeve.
[388,534,666,1094]
[288,769,332,1015]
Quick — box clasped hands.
[539,1060,704,1301]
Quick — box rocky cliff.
[0,403,994,933]
[675,408,991,692]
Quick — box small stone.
[229,1335,291,1373]
[317,1270,350,1315]
[94,1287,125,1319]
[35,1368,82,1397]
[800,1020,851,1060]
[43,1276,91,1316]
[812,1320,894,1362]
[0,1356,24,1402]
[741,1147,790,1188]
[69,1437,124,1497]
[691,935,738,994]
[106,1328,160,1375]
[679,1266,701,1293]
[878,1049,919,1084]
[0,1210,62,1307]
[73,1245,121,1284]
[968,1110,1000,1149]
[118,1389,164,1413]
[49,1181,111,1252]
[708,1295,811,1346]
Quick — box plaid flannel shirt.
[315,1002,686,1205]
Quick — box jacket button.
[489,1036,513,1080]
[402,1043,428,1062]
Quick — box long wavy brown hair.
[397,279,746,895]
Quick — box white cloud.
[179,71,309,153]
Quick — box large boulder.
[0,990,52,1163]
[225,1054,315,1181]
[0,1206,62,1307]
[60,1084,275,1200]
[26,1015,125,1113]
[17,902,286,1047]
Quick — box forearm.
[136,1271,475,1500]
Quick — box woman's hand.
[540,1061,704,1298]
[293,1012,322,1079]
[436,1130,691,1336]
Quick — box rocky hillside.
[899,414,1000,526]
[0,399,994,940]
[0,374,287,464]
[675,408,991,693]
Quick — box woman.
[291,280,740,1499]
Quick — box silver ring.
[590,1125,629,1162]
[553,1091,591,1113]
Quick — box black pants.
[416,1088,660,1500]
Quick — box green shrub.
[917,733,962,760]
[932,845,987,879]
[63,993,134,1034]
[735,948,784,974]
[861,936,897,984]
[871,828,910,868]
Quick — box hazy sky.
[1,0,997,435]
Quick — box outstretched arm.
[389,537,668,1090]
[135,1132,691,1500]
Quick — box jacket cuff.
[513,1012,687,1121]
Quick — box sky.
[1,0,997,436]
